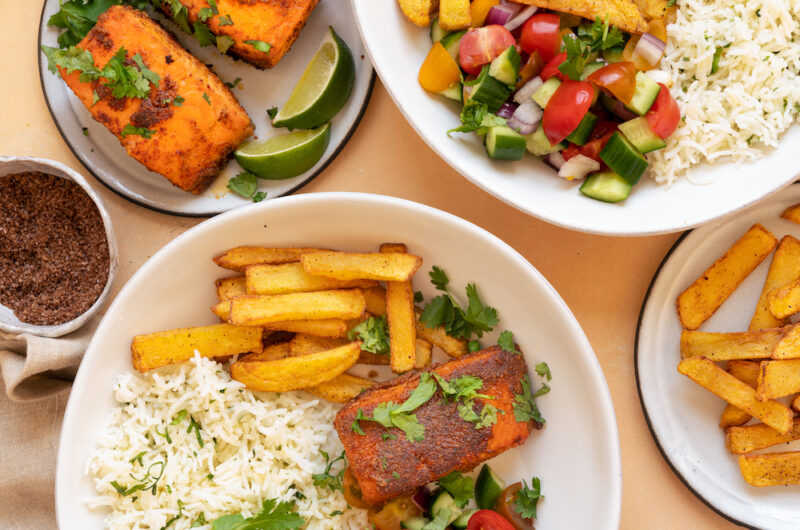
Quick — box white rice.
[85,354,369,529]
[648,0,800,184]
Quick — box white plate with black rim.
[38,1,375,217]
[637,183,800,529]
[56,192,621,528]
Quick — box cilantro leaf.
[558,34,590,80]
[225,77,243,89]
[351,373,436,442]
[252,191,267,203]
[227,171,259,199]
[448,100,507,135]
[162,0,191,33]
[132,54,160,85]
[267,107,279,119]
[430,266,449,291]
[193,20,216,47]
[218,14,234,26]
[121,124,154,139]
[347,315,390,354]
[172,95,185,106]
[198,6,214,21]
[311,450,345,491]
[577,16,626,52]
[217,35,236,54]
[464,284,499,335]
[390,413,425,442]
[245,40,272,53]
[432,374,488,402]
[414,291,424,303]
[513,375,546,424]
[47,0,120,49]
[394,372,437,414]
[711,46,723,75]
[41,45,99,78]
[535,362,551,381]
[513,477,542,520]
[437,471,474,508]
[211,498,304,530]
[498,330,520,354]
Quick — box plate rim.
[55,191,622,528]
[37,0,377,218]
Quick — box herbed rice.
[649,0,800,184]
[86,354,369,529]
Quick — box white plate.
[38,1,374,217]
[637,183,800,529]
[351,0,800,236]
[56,193,621,528]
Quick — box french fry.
[358,350,391,365]
[720,360,760,428]
[756,359,800,401]
[363,286,387,316]
[289,334,348,356]
[771,324,800,359]
[264,319,347,337]
[676,224,777,330]
[239,342,290,362]
[230,342,361,392]
[439,0,470,30]
[381,243,417,373]
[397,0,439,26]
[680,327,790,361]
[301,250,423,282]
[738,452,800,487]
[750,236,800,330]
[246,262,378,295]
[781,204,800,225]
[228,290,366,326]
[677,357,792,434]
[793,394,800,413]
[213,246,326,271]
[131,323,263,372]
[415,312,468,358]
[768,279,800,319]
[216,276,247,301]
[415,338,433,369]
[726,419,800,454]
[306,373,377,403]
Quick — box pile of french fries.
[130,244,469,404]
[675,206,800,487]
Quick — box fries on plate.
[246,262,377,295]
[726,419,800,455]
[750,235,800,330]
[228,290,366,326]
[300,250,422,282]
[439,0,470,30]
[756,359,800,401]
[306,373,377,403]
[768,279,800,319]
[380,243,417,373]
[680,328,789,361]
[216,276,247,301]
[214,246,326,271]
[719,360,759,428]
[781,204,800,225]
[739,452,800,487]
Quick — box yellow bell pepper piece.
[470,0,500,27]
[418,42,462,93]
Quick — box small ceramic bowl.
[0,156,118,338]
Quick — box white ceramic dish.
[56,192,621,528]
[0,156,117,338]
[351,0,800,236]
[38,1,374,217]
[637,184,800,529]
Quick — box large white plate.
[39,1,375,217]
[56,193,621,528]
[637,184,800,529]
[352,0,800,236]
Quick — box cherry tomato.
[492,484,534,530]
[467,509,517,530]
[342,467,371,510]
[542,80,595,146]
[562,121,618,162]
[539,51,567,82]
[459,25,517,76]
[646,83,680,138]
[516,50,545,89]
[587,62,637,104]
[519,13,561,62]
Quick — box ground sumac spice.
[0,171,110,326]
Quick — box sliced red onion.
[609,97,637,121]
[558,154,600,180]
[507,99,543,135]
[504,5,538,32]
[412,487,431,511]
[544,151,566,171]
[513,75,543,103]
[645,69,672,87]
[497,102,518,119]
[485,3,521,26]
[633,33,666,67]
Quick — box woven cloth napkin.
[0,317,98,529]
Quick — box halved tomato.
[467,509,517,530]
[519,13,561,62]
[459,25,516,76]
[539,51,567,82]
[562,121,618,162]
[587,62,637,104]
[646,83,680,138]
[542,80,595,145]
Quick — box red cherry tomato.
[562,121,617,162]
[587,62,637,104]
[467,510,517,530]
[539,51,567,82]
[519,13,561,62]
[459,25,517,76]
[542,80,595,146]
[646,83,681,138]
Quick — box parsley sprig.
[311,450,346,491]
[210,498,304,530]
[347,315,390,355]
[513,476,543,520]
[47,0,121,48]
[560,16,626,80]
[432,373,500,428]
[448,100,507,135]
[513,371,550,425]
[351,373,437,441]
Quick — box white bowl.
[351,0,800,236]
[0,156,118,338]
[56,192,621,528]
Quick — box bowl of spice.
[0,156,117,338]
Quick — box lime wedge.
[272,27,355,130]
[235,123,331,179]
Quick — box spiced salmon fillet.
[57,5,253,193]
[334,346,539,505]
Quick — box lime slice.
[235,123,331,179]
[272,27,355,130]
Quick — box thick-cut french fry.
[264,319,347,337]
[677,357,793,434]
[230,342,361,392]
[768,279,800,319]
[301,250,423,282]
[213,247,326,271]
[771,325,800,359]
[439,0,470,30]
[359,350,391,365]
[720,360,760,428]
[756,359,800,401]
[676,224,778,330]
[381,243,417,373]
[781,204,800,225]
[246,262,378,295]
[793,394,800,413]
[229,290,366,326]
[415,313,468,358]
[750,236,800,330]
[216,276,247,301]
[289,334,348,356]
[131,323,262,372]
[726,419,800,454]
[738,452,800,487]
[415,338,433,369]
[306,373,377,403]
[680,327,790,361]
[397,0,439,26]
[239,342,290,362]
[363,286,387,316]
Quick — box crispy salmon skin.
[58,5,253,193]
[334,346,538,505]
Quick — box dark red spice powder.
[0,172,110,326]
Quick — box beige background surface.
[0,2,740,528]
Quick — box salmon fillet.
[334,346,539,505]
[167,0,321,68]
[58,5,254,193]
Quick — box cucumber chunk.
[486,126,526,161]
[603,45,625,63]
[429,18,449,42]
[452,509,479,529]
[467,67,512,112]
[489,46,521,85]
[475,464,506,509]
[565,111,598,146]
[599,132,649,184]
[430,489,463,524]
[618,116,667,153]
[580,62,605,80]
[580,171,633,202]
[625,71,660,116]
[524,125,567,156]
[438,82,463,101]
[532,77,561,108]
[401,516,430,530]
[440,30,466,62]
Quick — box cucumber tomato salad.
[417,3,680,203]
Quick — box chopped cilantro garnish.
[210,498,304,530]
[577,16,626,52]
[172,95,185,107]
[513,375,548,424]
[187,416,204,447]
[711,46,723,74]
[216,35,236,54]
[225,77,243,89]
[414,291,424,303]
[170,410,188,425]
[430,265,449,291]
[513,477,543,520]
[161,500,185,529]
[448,99,507,135]
[47,0,119,48]
[245,40,272,53]
[227,171,263,201]
[347,315,390,355]
[82,127,89,136]
[111,460,165,496]
[351,373,437,441]
[193,20,216,46]
[559,34,590,80]
[437,471,474,508]
[267,107,279,119]
[121,124,154,139]
[498,330,520,354]
[535,362,551,381]
[253,191,268,203]
[311,450,345,491]
[218,14,234,26]
[202,92,211,105]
